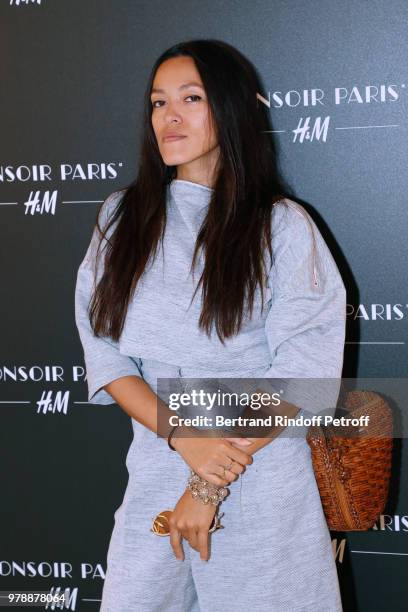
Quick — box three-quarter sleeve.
[74,191,143,405]
[261,199,347,420]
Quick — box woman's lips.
[163,135,187,142]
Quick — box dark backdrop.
[1,1,407,610]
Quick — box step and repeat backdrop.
[1,1,407,610]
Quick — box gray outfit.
[75,179,346,611]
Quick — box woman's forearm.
[103,375,187,441]
[229,388,302,456]
[103,377,301,458]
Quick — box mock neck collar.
[168,179,214,238]
[169,179,214,205]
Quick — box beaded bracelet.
[187,469,229,506]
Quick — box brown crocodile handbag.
[306,389,393,531]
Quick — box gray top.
[74,179,347,408]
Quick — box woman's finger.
[225,436,252,447]
[202,457,243,484]
[211,464,238,482]
[169,526,184,561]
[228,461,244,476]
[222,456,245,475]
[197,529,210,561]
[187,527,199,551]
[224,444,254,468]
[200,471,230,487]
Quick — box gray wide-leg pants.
[100,358,343,612]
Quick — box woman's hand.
[171,426,253,487]
[169,489,217,561]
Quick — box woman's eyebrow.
[151,81,204,94]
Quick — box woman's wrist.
[187,469,229,506]
[169,424,198,452]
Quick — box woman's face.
[150,56,219,181]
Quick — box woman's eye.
[151,95,202,108]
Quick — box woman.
[75,39,346,612]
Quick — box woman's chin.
[162,154,193,166]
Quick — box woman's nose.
[164,101,182,123]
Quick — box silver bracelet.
[187,469,229,506]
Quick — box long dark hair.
[90,39,292,344]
